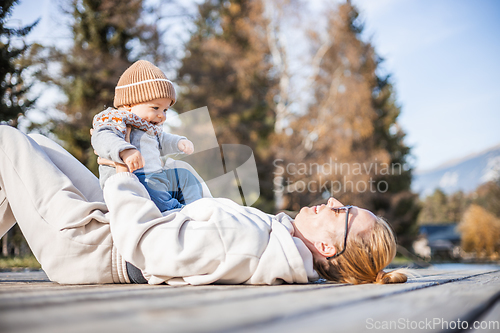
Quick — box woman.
[0,125,406,285]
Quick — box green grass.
[0,255,41,270]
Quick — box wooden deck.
[1,267,500,333]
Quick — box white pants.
[0,125,126,283]
[0,126,213,284]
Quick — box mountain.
[412,144,500,197]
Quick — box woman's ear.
[314,241,336,257]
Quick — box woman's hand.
[114,162,129,173]
[97,157,129,173]
[178,139,194,155]
[119,148,145,172]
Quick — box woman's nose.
[328,197,343,207]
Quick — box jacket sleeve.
[159,132,186,156]
[91,116,136,163]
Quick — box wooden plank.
[0,270,491,333]
[244,270,500,333]
[1,268,497,333]
[471,300,500,333]
[0,270,50,283]
[0,268,443,306]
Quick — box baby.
[91,60,202,211]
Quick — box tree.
[457,181,500,258]
[473,180,500,218]
[458,204,500,258]
[37,0,162,174]
[275,1,419,246]
[263,0,315,211]
[417,188,472,224]
[0,0,38,127]
[177,0,277,211]
[446,191,468,222]
[418,188,450,223]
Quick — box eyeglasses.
[326,205,354,260]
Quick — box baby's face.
[128,98,173,125]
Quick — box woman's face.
[293,197,376,257]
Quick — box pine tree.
[39,0,156,174]
[277,1,419,245]
[417,188,472,224]
[177,0,277,211]
[417,188,451,223]
[0,0,38,127]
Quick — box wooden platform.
[1,267,500,333]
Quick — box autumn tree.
[458,204,500,259]
[37,0,165,174]
[0,0,38,127]
[457,181,500,258]
[276,1,418,246]
[177,0,277,211]
[473,180,500,218]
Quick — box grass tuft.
[0,256,41,270]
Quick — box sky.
[8,0,500,172]
[352,0,500,171]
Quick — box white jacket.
[105,172,318,285]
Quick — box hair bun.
[376,270,386,282]
[375,270,408,284]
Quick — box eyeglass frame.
[326,205,354,260]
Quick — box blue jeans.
[134,168,203,212]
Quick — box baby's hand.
[178,139,194,155]
[119,148,145,172]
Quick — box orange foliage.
[458,204,500,258]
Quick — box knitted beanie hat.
[113,60,176,108]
